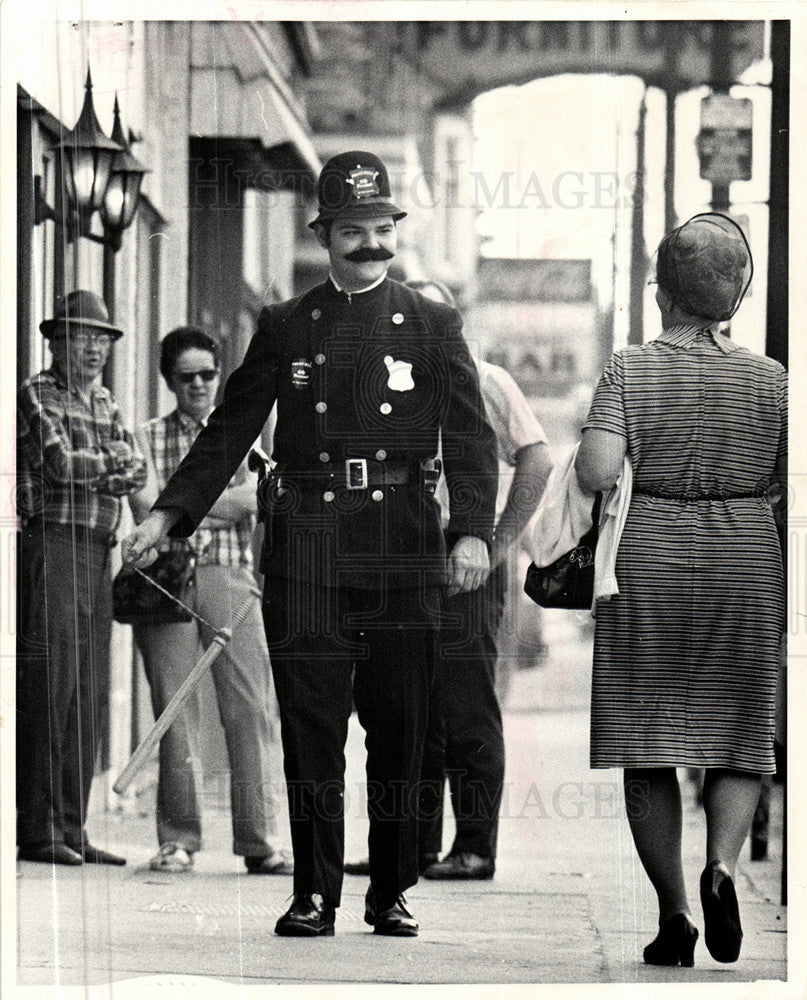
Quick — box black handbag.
[112,548,195,625]
[524,495,601,610]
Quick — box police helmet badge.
[308,151,406,228]
[346,164,380,200]
[291,358,312,389]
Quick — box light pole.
[627,91,648,346]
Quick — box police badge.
[384,355,415,392]
[346,164,380,200]
[291,358,312,389]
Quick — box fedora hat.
[40,290,124,340]
[309,150,406,229]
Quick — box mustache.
[343,247,395,262]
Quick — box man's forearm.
[493,443,554,556]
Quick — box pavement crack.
[584,895,610,981]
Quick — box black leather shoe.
[275,893,335,937]
[364,886,418,937]
[643,912,699,966]
[71,843,126,866]
[18,843,83,866]
[700,861,743,963]
[422,851,494,880]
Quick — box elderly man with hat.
[123,151,498,936]
[17,290,146,866]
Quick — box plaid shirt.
[17,367,146,536]
[143,409,255,568]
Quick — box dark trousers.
[16,524,112,850]
[419,564,506,861]
[263,578,439,906]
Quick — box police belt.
[276,458,439,493]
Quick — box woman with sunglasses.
[128,327,292,877]
[575,215,786,967]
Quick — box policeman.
[123,151,498,937]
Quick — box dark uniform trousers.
[264,576,440,906]
[17,523,113,850]
[419,562,506,861]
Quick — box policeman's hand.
[121,509,176,568]
[446,535,490,597]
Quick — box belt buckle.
[346,458,368,490]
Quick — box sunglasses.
[174,369,219,385]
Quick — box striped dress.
[584,325,786,773]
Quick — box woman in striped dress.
[575,214,786,967]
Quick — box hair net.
[655,213,753,321]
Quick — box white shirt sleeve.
[479,361,548,467]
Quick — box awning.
[189,23,320,183]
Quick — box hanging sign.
[697,95,753,184]
[397,21,765,100]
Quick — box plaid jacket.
[142,409,255,568]
[17,367,146,536]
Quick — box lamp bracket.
[33,175,57,227]
[33,174,121,248]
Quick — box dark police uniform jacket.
[156,276,498,590]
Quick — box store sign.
[479,258,592,302]
[697,95,753,183]
[397,21,764,98]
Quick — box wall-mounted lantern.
[33,67,148,316]
[100,94,148,252]
[34,68,147,251]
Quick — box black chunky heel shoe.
[643,912,699,967]
[700,860,743,963]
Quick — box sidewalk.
[14,611,794,995]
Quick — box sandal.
[149,842,194,872]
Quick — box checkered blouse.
[142,409,255,567]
